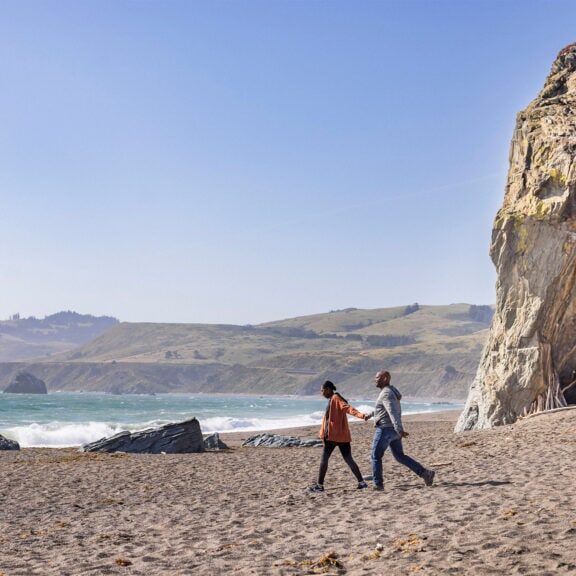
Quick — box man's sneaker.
[422,469,435,486]
[372,484,384,491]
[357,481,368,490]
[308,483,325,493]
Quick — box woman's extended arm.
[335,394,366,420]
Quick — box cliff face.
[456,44,576,431]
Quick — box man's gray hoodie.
[371,385,404,434]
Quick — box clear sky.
[1,1,574,324]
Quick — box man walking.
[368,370,435,491]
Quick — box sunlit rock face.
[456,44,576,431]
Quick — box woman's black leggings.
[318,440,364,484]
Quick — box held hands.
[363,413,373,421]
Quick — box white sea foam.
[5,422,121,448]
[198,406,380,434]
[4,420,173,448]
[356,404,374,414]
[198,412,325,434]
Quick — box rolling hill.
[0,304,492,399]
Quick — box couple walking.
[309,370,435,492]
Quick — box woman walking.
[309,380,369,493]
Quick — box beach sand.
[1,409,575,575]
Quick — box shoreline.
[218,408,463,447]
[2,409,463,451]
[4,408,464,450]
[1,392,463,448]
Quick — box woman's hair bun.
[322,380,336,391]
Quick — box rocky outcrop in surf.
[4,371,48,394]
[456,44,576,431]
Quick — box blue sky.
[1,0,574,324]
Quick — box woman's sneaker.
[357,481,368,490]
[372,484,384,491]
[422,469,435,486]
[308,483,325,493]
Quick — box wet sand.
[0,409,575,575]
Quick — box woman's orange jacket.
[318,393,366,443]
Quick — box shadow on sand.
[434,480,512,488]
[393,479,512,490]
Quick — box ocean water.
[0,392,461,448]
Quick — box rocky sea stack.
[456,44,576,431]
[4,371,48,394]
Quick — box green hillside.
[0,304,492,399]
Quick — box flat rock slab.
[0,434,20,451]
[82,418,205,454]
[242,433,322,448]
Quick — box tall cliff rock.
[456,44,576,431]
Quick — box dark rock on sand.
[203,432,228,450]
[4,371,48,394]
[242,433,322,448]
[82,418,205,454]
[0,434,20,451]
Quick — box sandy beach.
[1,409,575,575]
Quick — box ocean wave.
[356,404,373,414]
[198,412,324,433]
[3,420,172,448]
[4,422,121,448]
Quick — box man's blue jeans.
[371,426,425,488]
